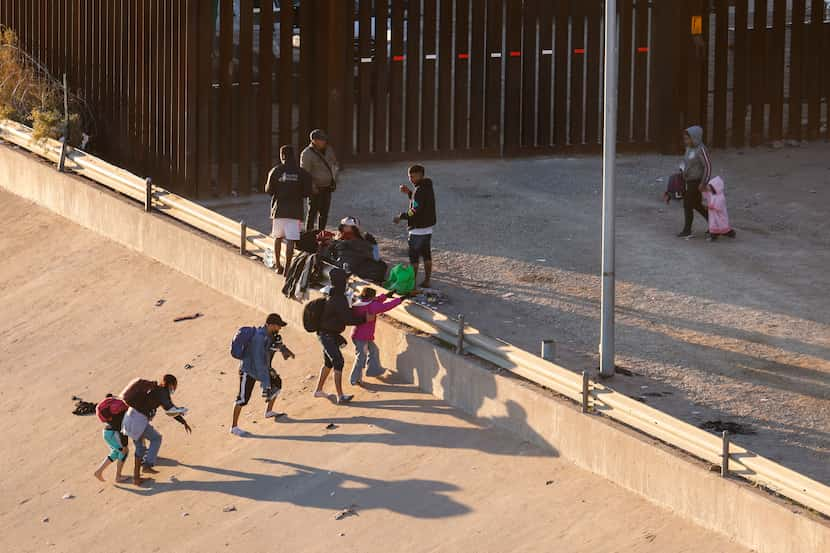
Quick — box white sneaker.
[264,411,279,418]
[313,391,331,399]
[229,426,249,437]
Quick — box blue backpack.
[230,326,257,360]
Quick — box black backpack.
[302,298,327,333]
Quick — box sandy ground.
[209,141,830,485]
[0,190,751,552]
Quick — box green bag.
[383,264,415,295]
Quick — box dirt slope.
[0,190,749,553]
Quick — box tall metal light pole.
[600,0,619,377]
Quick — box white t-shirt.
[409,226,433,236]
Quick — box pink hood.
[351,294,404,341]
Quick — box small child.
[93,395,130,483]
[349,287,403,385]
[703,176,736,241]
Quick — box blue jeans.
[133,423,162,467]
[350,339,383,384]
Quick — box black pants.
[682,179,708,233]
[306,190,332,231]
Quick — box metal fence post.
[239,220,247,255]
[581,371,590,413]
[541,339,556,361]
[721,430,730,477]
[456,314,465,354]
[144,178,152,212]
[57,73,69,172]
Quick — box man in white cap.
[300,129,339,232]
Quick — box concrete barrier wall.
[1,143,826,553]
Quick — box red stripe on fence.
[393,55,405,61]
[509,51,521,57]
[573,48,585,54]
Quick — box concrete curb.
[1,143,827,553]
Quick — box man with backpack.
[120,374,191,486]
[230,313,295,437]
[301,129,338,232]
[304,268,371,404]
[266,145,313,274]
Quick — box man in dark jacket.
[266,145,313,274]
[313,268,370,404]
[394,165,437,288]
[121,374,191,485]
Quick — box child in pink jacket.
[703,176,736,241]
[350,287,403,385]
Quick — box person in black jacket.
[313,268,371,404]
[394,165,437,288]
[265,145,313,274]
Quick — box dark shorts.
[408,233,432,264]
[319,333,345,372]
[235,371,256,406]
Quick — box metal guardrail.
[2,119,828,518]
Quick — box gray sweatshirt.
[682,125,712,185]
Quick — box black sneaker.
[676,231,693,238]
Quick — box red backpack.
[96,396,128,423]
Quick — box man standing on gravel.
[394,165,437,289]
[266,145,312,274]
[301,129,338,232]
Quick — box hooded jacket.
[399,178,437,231]
[351,294,404,341]
[682,126,712,185]
[265,162,312,220]
[319,268,366,335]
[704,176,732,234]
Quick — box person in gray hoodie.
[677,125,711,238]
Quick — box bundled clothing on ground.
[326,236,388,282]
[703,176,733,235]
[282,251,319,299]
[349,293,403,384]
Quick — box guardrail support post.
[456,314,465,354]
[721,430,730,477]
[57,73,69,172]
[239,220,247,255]
[144,178,152,213]
[581,371,590,413]
[541,339,556,361]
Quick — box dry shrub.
[0,26,87,145]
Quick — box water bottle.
[264,248,275,269]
